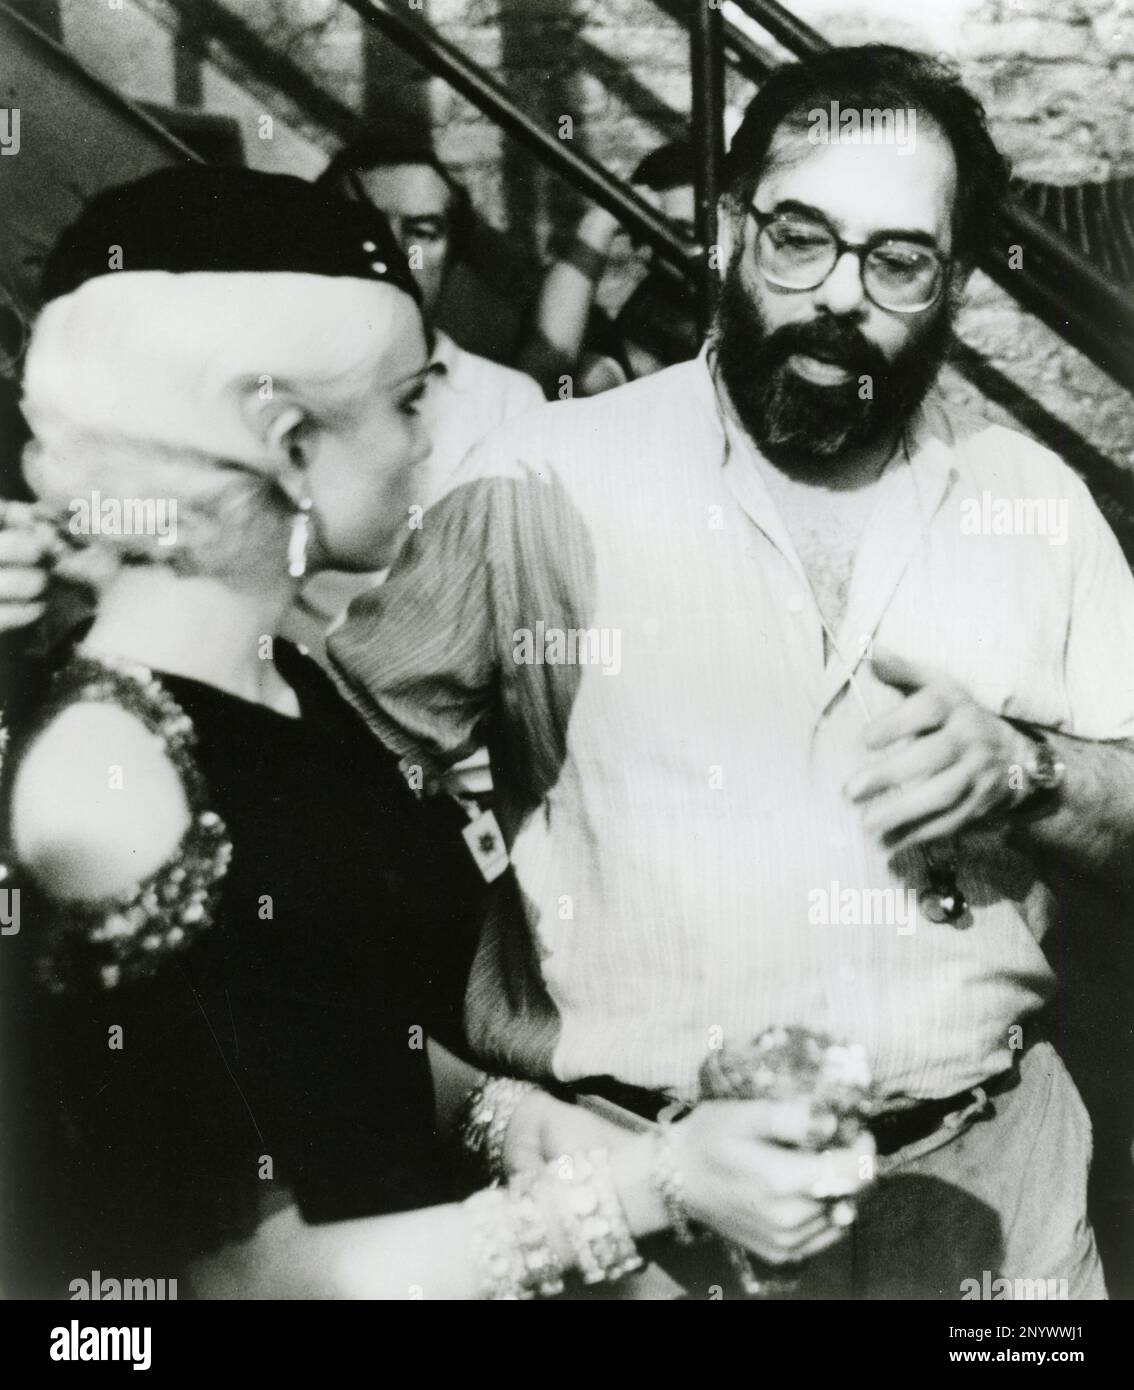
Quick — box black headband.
[40,165,422,307]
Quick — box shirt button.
[787,594,806,614]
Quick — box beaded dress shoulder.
[25,653,232,994]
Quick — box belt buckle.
[942,1084,990,1131]
[656,1098,691,1125]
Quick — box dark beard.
[713,258,954,471]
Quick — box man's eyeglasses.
[749,207,948,314]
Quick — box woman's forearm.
[190,1198,488,1300]
[190,1127,672,1301]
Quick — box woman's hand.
[0,500,56,631]
[0,502,57,632]
[666,1098,876,1265]
[502,1090,623,1174]
[505,1091,876,1270]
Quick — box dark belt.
[562,1061,1020,1157]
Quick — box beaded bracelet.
[467,1150,643,1297]
[652,1121,700,1245]
[466,1187,532,1299]
[458,1076,539,1184]
[465,1175,567,1299]
[552,1148,643,1286]
[509,1170,567,1297]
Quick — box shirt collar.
[428,329,466,389]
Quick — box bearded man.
[338,46,1134,1298]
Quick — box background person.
[518,139,701,398]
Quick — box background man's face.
[355,162,454,320]
[716,122,961,468]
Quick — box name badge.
[461,809,510,883]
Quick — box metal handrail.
[730,0,828,57]
[690,0,725,330]
[339,0,695,277]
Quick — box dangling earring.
[288,497,313,580]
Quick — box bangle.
[549,1148,643,1285]
[652,1122,699,1245]
[561,236,608,283]
[465,1176,568,1300]
[465,1186,531,1299]
[458,1076,539,1183]
[509,1170,567,1297]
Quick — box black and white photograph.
[0,0,1131,1356]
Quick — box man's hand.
[845,646,1034,854]
[670,1099,875,1265]
[0,502,57,632]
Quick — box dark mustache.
[762,319,887,376]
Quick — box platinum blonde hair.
[21,270,411,589]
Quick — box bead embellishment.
[32,654,232,994]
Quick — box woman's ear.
[236,378,308,463]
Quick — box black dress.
[3,642,483,1295]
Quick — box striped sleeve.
[327,477,502,780]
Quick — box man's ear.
[945,259,973,314]
[715,195,739,283]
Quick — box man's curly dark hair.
[723,44,1010,265]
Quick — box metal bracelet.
[652,1121,699,1246]
[508,1170,567,1297]
[465,1176,568,1300]
[551,1148,643,1286]
[465,1186,532,1300]
[458,1075,539,1184]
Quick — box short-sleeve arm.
[1064,475,1134,740]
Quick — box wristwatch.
[1009,723,1066,815]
